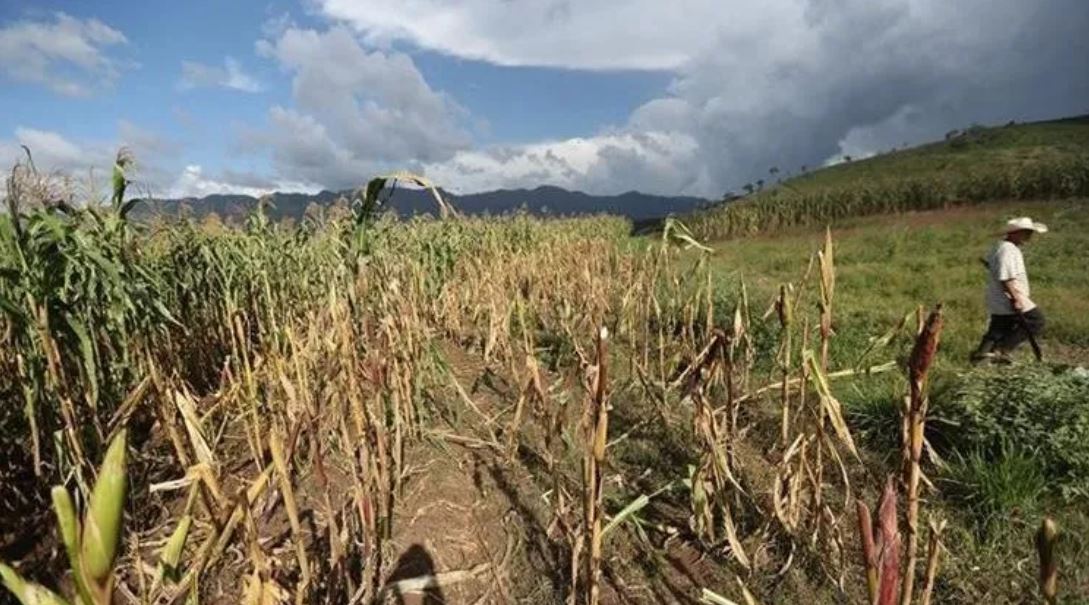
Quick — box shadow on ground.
[387,544,446,604]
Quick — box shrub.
[932,364,1089,498]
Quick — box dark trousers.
[974,308,1045,356]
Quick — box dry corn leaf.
[804,351,859,459]
[174,390,217,469]
[241,570,288,605]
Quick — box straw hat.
[1003,216,1048,234]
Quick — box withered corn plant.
[3,141,1002,605]
[776,283,795,446]
[580,327,610,605]
[763,232,860,589]
[852,304,946,605]
[685,328,750,569]
[919,517,946,605]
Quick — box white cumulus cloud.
[0,12,128,96]
[422,131,705,195]
[0,128,114,177]
[317,0,749,70]
[0,123,282,202]
[0,128,117,203]
[246,25,472,190]
[166,165,317,198]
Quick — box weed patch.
[934,364,1089,498]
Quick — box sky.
[0,0,1086,199]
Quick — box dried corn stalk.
[582,327,610,605]
[1037,517,1059,605]
[901,305,943,605]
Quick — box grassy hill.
[688,115,1089,239]
[785,115,1089,191]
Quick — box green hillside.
[787,115,1089,191]
[689,115,1089,239]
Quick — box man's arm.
[1002,279,1028,312]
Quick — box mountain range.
[132,185,712,223]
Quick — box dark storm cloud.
[637,0,1089,194]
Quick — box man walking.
[971,217,1048,364]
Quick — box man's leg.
[971,315,1008,363]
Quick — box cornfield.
[688,155,1089,240]
[0,153,1069,604]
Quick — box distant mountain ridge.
[134,185,711,223]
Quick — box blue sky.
[0,0,1086,198]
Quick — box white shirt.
[985,240,1035,315]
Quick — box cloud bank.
[305,0,1089,197]
[4,2,1086,199]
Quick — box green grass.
[703,200,1089,366]
[940,446,1048,537]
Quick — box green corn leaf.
[50,488,93,605]
[151,299,183,328]
[111,158,127,208]
[0,563,71,605]
[80,247,122,285]
[0,293,26,326]
[602,494,650,537]
[80,430,128,582]
[64,317,98,410]
[50,487,79,561]
[158,515,192,583]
